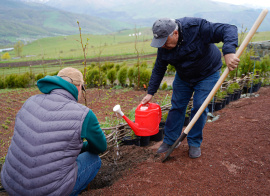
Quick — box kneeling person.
[1,67,107,195]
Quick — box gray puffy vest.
[1,89,89,196]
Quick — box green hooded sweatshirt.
[37,76,107,154]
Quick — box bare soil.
[1,86,269,196]
[86,87,270,195]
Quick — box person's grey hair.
[169,20,178,37]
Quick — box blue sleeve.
[147,50,168,95]
[199,19,238,55]
[81,110,107,154]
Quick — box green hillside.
[0,0,133,47]
[0,27,155,61]
[1,29,270,63]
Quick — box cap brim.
[150,37,168,48]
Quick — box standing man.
[1,67,107,195]
[141,18,239,158]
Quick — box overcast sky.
[212,0,270,8]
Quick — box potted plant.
[122,130,140,146]
[227,82,240,101]
[214,89,226,111]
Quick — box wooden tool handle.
[183,9,268,135]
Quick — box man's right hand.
[141,94,153,105]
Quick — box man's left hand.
[224,53,240,71]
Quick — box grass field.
[0,29,269,77]
[0,28,155,61]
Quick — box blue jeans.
[70,152,101,196]
[163,71,220,147]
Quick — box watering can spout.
[113,103,162,136]
[113,105,141,134]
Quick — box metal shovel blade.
[162,133,187,162]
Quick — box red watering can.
[113,103,162,136]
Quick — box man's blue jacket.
[148,17,238,95]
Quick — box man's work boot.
[189,146,201,159]
[157,142,171,153]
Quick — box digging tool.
[162,9,269,163]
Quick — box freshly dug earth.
[0,87,269,195]
[85,87,270,195]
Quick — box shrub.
[134,68,151,88]
[215,89,226,100]
[102,62,114,73]
[35,73,45,81]
[128,67,136,87]
[0,77,6,89]
[15,72,31,88]
[86,68,106,87]
[167,64,176,75]
[5,74,17,88]
[141,61,148,68]
[86,68,99,87]
[107,68,117,85]
[117,66,128,86]
[1,52,11,60]
[101,77,107,86]
[115,64,121,72]
[115,62,126,72]
[227,82,240,94]
[238,49,254,75]
[90,63,96,68]
[161,82,168,90]
[49,71,59,76]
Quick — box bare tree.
[76,21,89,106]
[14,41,24,57]
[134,26,145,90]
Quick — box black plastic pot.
[122,136,140,146]
[221,99,226,108]
[150,128,163,142]
[243,86,248,94]
[253,84,259,92]
[208,102,215,113]
[139,136,150,147]
[225,95,230,105]
[238,89,242,99]
[227,93,234,101]
[214,101,223,111]
[233,90,240,101]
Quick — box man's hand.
[141,94,153,104]
[224,53,240,71]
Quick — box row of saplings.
[0,61,158,89]
[209,76,265,113]
[120,74,268,148]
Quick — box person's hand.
[224,53,240,71]
[141,94,153,105]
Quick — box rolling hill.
[0,0,133,46]
[1,0,270,48]
[43,0,270,31]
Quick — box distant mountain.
[0,0,132,46]
[40,0,270,32]
[2,0,270,47]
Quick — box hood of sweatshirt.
[37,75,79,100]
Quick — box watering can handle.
[140,102,162,120]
